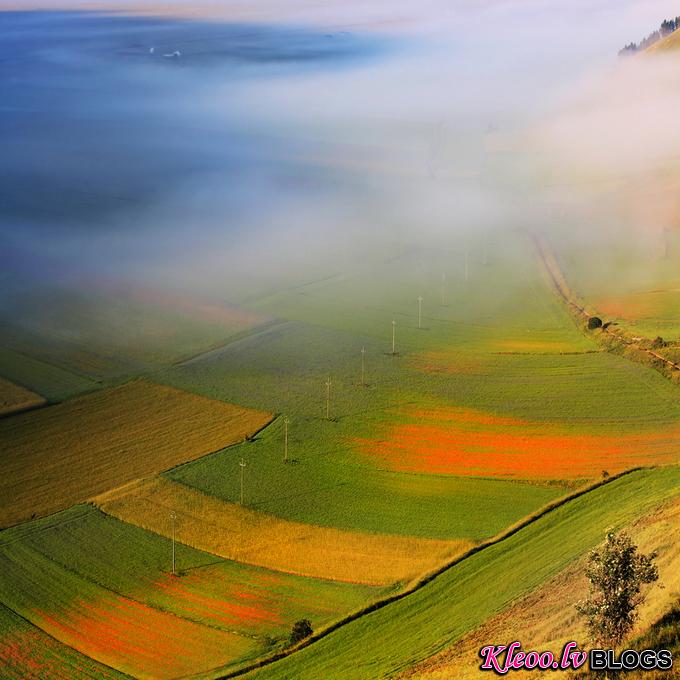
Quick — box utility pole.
[441,273,446,306]
[361,346,366,386]
[391,320,397,355]
[417,296,423,329]
[169,510,177,575]
[325,377,332,420]
[239,458,246,505]
[465,250,470,283]
[283,416,289,462]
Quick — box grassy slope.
[0,507,387,677]
[400,492,680,678]
[243,467,680,680]
[0,346,97,402]
[162,235,680,539]
[574,600,680,679]
[96,477,470,585]
[555,229,680,340]
[0,380,271,528]
[648,29,680,53]
[0,286,268,380]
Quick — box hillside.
[244,467,680,679]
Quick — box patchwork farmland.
[0,380,272,528]
[1,231,680,678]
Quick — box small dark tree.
[587,316,603,330]
[652,336,666,349]
[576,532,658,647]
[290,619,313,645]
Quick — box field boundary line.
[531,231,680,380]
[171,319,290,367]
[205,466,651,680]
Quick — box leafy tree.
[577,532,658,647]
[587,316,603,330]
[290,619,313,645]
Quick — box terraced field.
[0,380,271,528]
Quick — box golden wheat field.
[0,377,45,417]
[96,477,470,586]
[0,380,271,528]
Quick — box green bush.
[290,619,313,645]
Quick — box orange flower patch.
[32,594,254,679]
[150,571,282,630]
[1,633,53,678]
[355,408,680,480]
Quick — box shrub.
[652,336,666,349]
[587,317,603,330]
[290,619,313,645]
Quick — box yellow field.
[0,376,45,416]
[96,477,470,586]
[399,494,680,679]
[0,380,271,528]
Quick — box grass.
[400,493,680,678]
[4,232,680,677]
[0,601,129,679]
[0,376,45,416]
[240,466,680,680]
[555,228,680,341]
[0,379,272,528]
[0,506,391,677]
[167,417,563,540]
[0,345,97,402]
[0,284,269,379]
[96,477,471,586]
[574,602,680,679]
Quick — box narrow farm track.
[531,232,680,372]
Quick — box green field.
[0,285,269,381]
[0,346,97,402]
[247,466,680,680]
[554,228,680,341]
[3,231,680,678]
[161,233,680,539]
[0,507,389,677]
